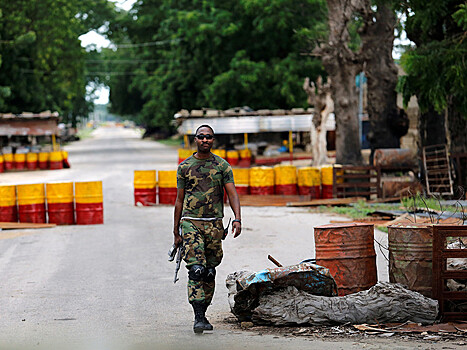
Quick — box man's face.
[194,127,214,153]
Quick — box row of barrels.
[178,149,252,167]
[0,151,70,172]
[0,181,103,225]
[133,165,336,206]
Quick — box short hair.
[195,124,215,135]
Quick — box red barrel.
[134,170,157,206]
[26,153,38,171]
[4,153,13,171]
[49,151,63,170]
[320,165,333,199]
[75,181,104,225]
[0,185,17,222]
[314,222,377,296]
[178,149,192,164]
[274,165,298,195]
[226,150,239,166]
[249,167,274,195]
[14,153,26,170]
[158,170,177,204]
[38,152,49,170]
[238,149,252,168]
[233,168,250,195]
[17,184,46,223]
[297,167,321,199]
[0,155,4,173]
[46,182,74,225]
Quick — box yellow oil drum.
[0,154,4,173]
[212,149,226,159]
[178,149,192,164]
[158,170,177,205]
[14,153,26,170]
[249,167,274,195]
[62,150,70,168]
[3,153,13,170]
[274,165,297,195]
[46,182,74,225]
[75,181,103,225]
[49,151,63,170]
[17,184,46,223]
[0,185,17,222]
[238,149,252,167]
[232,168,250,195]
[321,165,334,199]
[134,170,157,206]
[38,152,49,170]
[226,150,239,166]
[298,167,321,199]
[26,153,38,171]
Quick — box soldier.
[173,124,242,333]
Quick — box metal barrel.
[297,166,321,198]
[0,155,4,173]
[178,149,192,164]
[4,153,13,170]
[314,222,377,296]
[38,152,49,170]
[233,168,250,195]
[249,167,275,195]
[46,182,74,225]
[0,185,17,222]
[75,181,103,225]
[238,149,252,167]
[388,223,433,297]
[62,151,70,168]
[212,149,226,159]
[134,170,157,206]
[320,165,333,199]
[17,184,46,223]
[226,150,239,166]
[158,170,177,205]
[14,153,26,170]
[49,151,63,170]
[274,165,297,195]
[26,153,38,171]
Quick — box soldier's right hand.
[173,232,182,247]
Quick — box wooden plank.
[0,222,57,230]
[287,197,366,207]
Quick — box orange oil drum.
[233,168,250,195]
[134,170,157,206]
[212,149,226,159]
[17,183,46,223]
[274,165,297,195]
[14,153,26,170]
[297,167,321,199]
[249,167,274,195]
[158,170,177,205]
[238,149,252,167]
[226,150,239,166]
[46,182,74,225]
[321,165,333,199]
[314,222,377,296]
[4,153,13,171]
[38,152,49,170]
[0,155,4,173]
[178,149,192,164]
[0,185,17,222]
[388,223,433,298]
[49,151,63,170]
[62,151,70,168]
[26,153,38,171]
[75,181,103,225]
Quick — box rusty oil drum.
[388,223,433,297]
[17,183,46,223]
[75,181,103,225]
[314,222,377,296]
[46,182,74,225]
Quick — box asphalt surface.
[0,127,459,350]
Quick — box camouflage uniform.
[177,153,234,304]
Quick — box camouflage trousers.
[181,219,224,304]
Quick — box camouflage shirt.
[177,153,234,218]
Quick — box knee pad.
[204,267,216,282]
[188,264,205,281]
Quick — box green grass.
[157,137,183,147]
[76,127,95,140]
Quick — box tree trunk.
[314,0,365,165]
[361,4,409,164]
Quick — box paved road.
[0,127,455,350]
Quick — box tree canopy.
[102,0,327,130]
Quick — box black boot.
[201,302,213,331]
[192,301,211,333]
